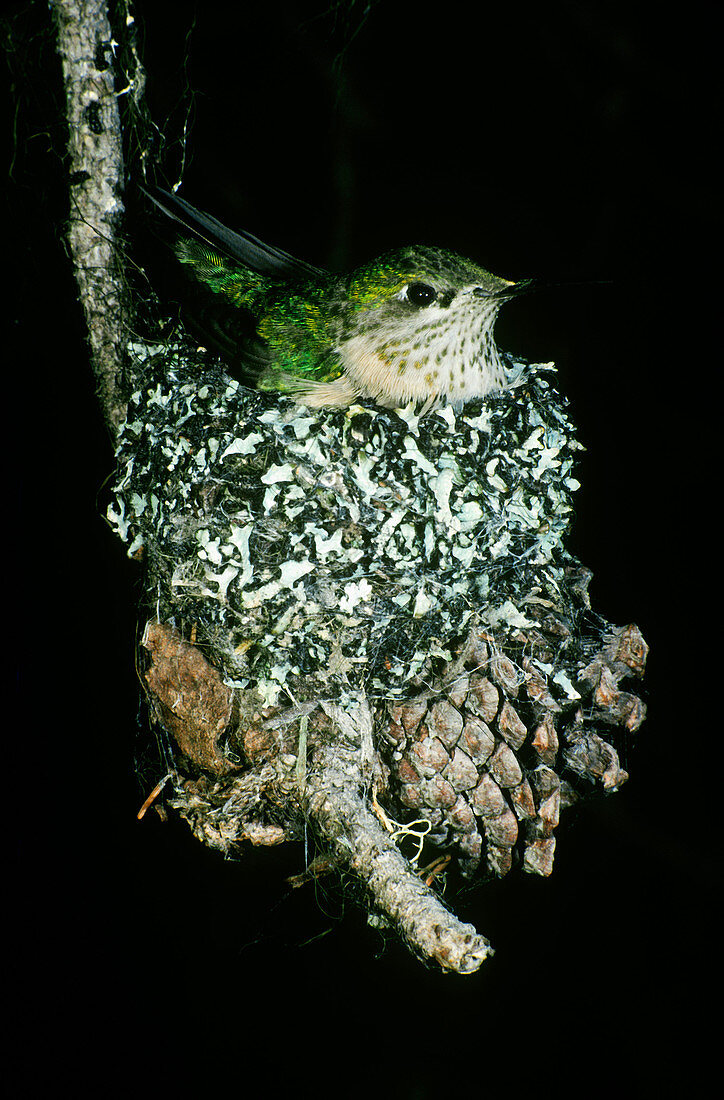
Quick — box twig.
[304,701,492,974]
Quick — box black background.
[8,0,719,1092]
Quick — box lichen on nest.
[108,343,584,709]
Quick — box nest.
[108,340,647,971]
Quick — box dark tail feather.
[142,186,326,282]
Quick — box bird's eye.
[405,282,437,307]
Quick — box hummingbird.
[146,187,528,409]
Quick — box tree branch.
[51,0,131,437]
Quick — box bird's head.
[329,246,525,408]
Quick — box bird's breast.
[339,331,509,407]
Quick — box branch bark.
[52,0,131,437]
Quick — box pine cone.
[383,620,647,880]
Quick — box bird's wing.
[143,186,327,282]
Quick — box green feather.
[175,237,268,310]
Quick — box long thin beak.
[493,276,613,301]
[494,278,535,301]
[473,279,535,303]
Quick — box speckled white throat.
[308,287,510,408]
